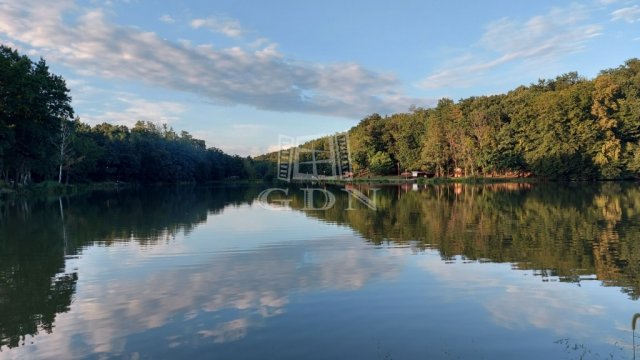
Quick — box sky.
[0,0,639,156]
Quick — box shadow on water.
[1,182,640,353]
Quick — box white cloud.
[0,0,419,119]
[159,14,175,24]
[267,144,289,153]
[82,97,186,127]
[230,123,266,131]
[420,5,602,90]
[190,16,244,38]
[611,5,640,23]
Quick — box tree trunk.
[57,119,71,184]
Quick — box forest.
[2,43,640,185]
[0,45,258,186]
[342,59,640,180]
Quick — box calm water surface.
[1,183,640,359]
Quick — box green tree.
[369,151,394,175]
[0,46,73,184]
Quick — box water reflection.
[0,185,261,351]
[288,182,640,299]
[0,182,639,358]
[0,197,77,349]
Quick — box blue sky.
[1,0,639,155]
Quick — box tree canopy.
[0,45,260,185]
[347,59,640,179]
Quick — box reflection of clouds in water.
[486,285,605,335]
[1,234,400,359]
[419,253,607,337]
[198,319,250,344]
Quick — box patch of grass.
[6,181,132,198]
[418,176,539,185]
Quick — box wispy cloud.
[82,97,186,127]
[0,0,419,119]
[159,14,175,24]
[420,4,602,90]
[190,16,244,38]
[611,5,640,23]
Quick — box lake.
[1,182,640,359]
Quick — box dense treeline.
[0,45,257,185]
[65,120,254,183]
[5,43,640,183]
[346,60,640,179]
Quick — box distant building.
[411,171,435,178]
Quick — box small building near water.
[411,171,435,178]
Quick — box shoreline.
[0,179,271,198]
[290,176,640,186]
[2,176,637,199]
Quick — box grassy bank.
[289,176,541,186]
[289,174,640,186]
[0,178,275,199]
[0,181,131,198]
[417,176,539,185]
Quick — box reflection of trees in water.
[2,182,640,349]
[0,184,265,349]
[290,182,640,299]
[61,185,264,249]
[0,198,77,349]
